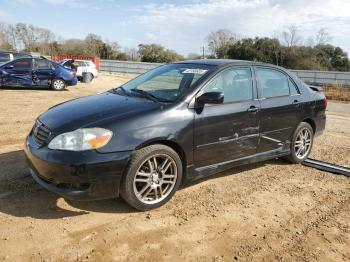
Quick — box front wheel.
[51,79,66,91]
[285,122,314,163]
[120,145,183,211]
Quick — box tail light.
[322,97,327,106]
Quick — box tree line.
[0,22,349,71]
[206,27,349,71]
[0,22,183,62]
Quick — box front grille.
[32,120,51,146]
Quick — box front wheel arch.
[120,144,183,210]
[135,139,187,181]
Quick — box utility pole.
[202,46,205,59]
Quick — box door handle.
[247,106,259,113]
[292,99,301,107]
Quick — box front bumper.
[25,135,132,200]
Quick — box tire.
[285,122,314,163]
[120,144,183,211]
[82,73,93,83]
[51,79,66,91]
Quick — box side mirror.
[4,65,14,70]
[197,92,224,105]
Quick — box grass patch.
[323,83,350,102]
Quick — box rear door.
[1,58,33,87]
[194,66,260,167]
[32,59,55,87]
[254,66,302,153]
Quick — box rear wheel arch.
[285,121,314,163]
[302,118,316,134]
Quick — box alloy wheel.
[133,154,178,205]
[294,127,312,159]
[53,80,65,89]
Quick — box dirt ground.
[0,75,349,262]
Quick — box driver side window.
[202,67,253,103]
[8,59,32,70]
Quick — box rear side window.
[9,59,31,70]
[34,59,52,69]
[289,78,300,95]
[76,61,86,66]
[202,67,253,103]
[256,68,289,98]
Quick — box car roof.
[176,59,284,70]
[0,50,32,56]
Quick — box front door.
[254,66,302,153]
[194,67,260,167]
[2,58,33,87]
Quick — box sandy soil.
[0,75,349,262]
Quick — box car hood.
[39,92,160,133]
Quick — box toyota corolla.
[25,59,327,210]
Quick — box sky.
[0,0,349,55]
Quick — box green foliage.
[138,44,184,63]
[315,44,350,71]
[1,21,349,71]
[225,37,349,71]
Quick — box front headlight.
[48,128,113,151]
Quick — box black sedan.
[25,59,327,210]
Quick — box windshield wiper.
[130,89,160,102]
[111,86,129,96]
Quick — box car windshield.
[113,63,214,102]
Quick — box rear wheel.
[120,145,182,211]
[51,79,66,91]
[285,122,314,163]
[82,73,93,83]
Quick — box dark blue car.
[0,57,78,90]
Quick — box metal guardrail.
[100,60,162,74]
[100,60,350,86]
[289,70,350,86]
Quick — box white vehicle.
[0,51,32,65]
[59,59,98,81]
